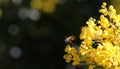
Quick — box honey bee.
[65,35,76,44]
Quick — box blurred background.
[0,0,116,69]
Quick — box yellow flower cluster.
[63,44,80,65]
[64,2,120,69]
[30,0,58,13]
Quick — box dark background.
[0,0,111,69]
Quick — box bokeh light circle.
[27,9,41,21]
[12,0,22,5]
[9,46,22,59]
[8,24,19,36]
[18,8,28,20]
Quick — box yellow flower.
[0,8,2,18]
[72,54,80,65]
[84,37,92,45]
[64,44,77,55]
[42,1,55,13]
[105,62,112,68]
[109,5,116,14]
[97,44,103,50]
[63,54,72,63]
[86,17,96,27]
[101,2,107,8]
[100,15,109,28]
[89,65,95,69]
[31,0,43,10]
[30,0,58,13]
[0,0,9,5]
[99,2,108,16]
[80,26,88,39]
[64,2,120,69]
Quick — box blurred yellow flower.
[0,8,2,18]
[30,0,58,13]
[31,0,43,10]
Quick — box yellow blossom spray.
[63,2,120,69]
